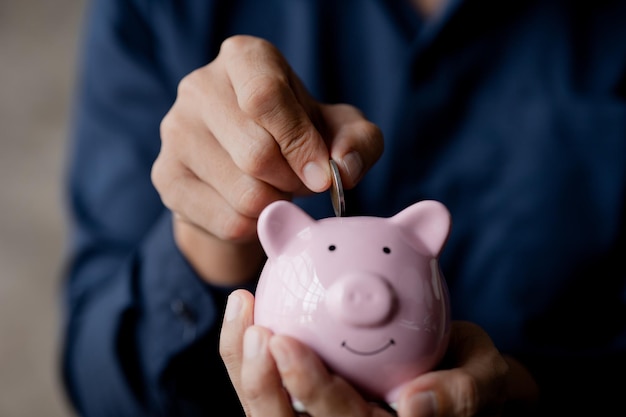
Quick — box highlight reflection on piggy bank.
[254,199,452,404]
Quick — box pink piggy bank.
[254,199,452,405]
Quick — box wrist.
[173,218,265,286]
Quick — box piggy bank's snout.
[325,273,396,327]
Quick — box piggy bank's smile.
[341,339,395,356]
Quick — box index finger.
[221,35,331,192]
[268,335,394,417]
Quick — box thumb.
[219,289,256,414]
[321,103,384,189]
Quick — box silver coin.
[329,159,345,217]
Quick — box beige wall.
[0,1,85,416]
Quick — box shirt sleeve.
[60,0,245,415]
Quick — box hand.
[221,290,539,417]
[220,289,396,417]
[394,321,539,416]
[151,35,383,286]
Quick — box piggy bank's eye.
[329,245,336,251]
[383,247,391,254]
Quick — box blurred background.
[0,1,85,415]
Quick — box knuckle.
[232,180,269,218]
[241,379,265,405]
[150,156,166,191]
[361,120,383,143]
[453,372,481,417]
[237,136,276,177]
[492,355,510,381]
[219,35,246,55]
[278,122,317,160]
[151,161,188,213]
[159,111,180,141]
[239,74,288,120]
[218,341,236,363]
[348,119,383,150]
[216,212,256,242]
[153,122,186,207]
[362,121,385,157]
[289,378,318,405]
[220,34,274,58]
[219,35,251,55]
[150,156,174,201]
[176,69,202,98]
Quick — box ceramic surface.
[254,199,452,403]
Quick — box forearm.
[173,218,265,286]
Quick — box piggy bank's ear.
[257,200,316,258]
[390,200,452,257]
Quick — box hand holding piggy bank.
[254,199,452,406]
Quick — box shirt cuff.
[136,211,245,388]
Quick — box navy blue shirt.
[62,0,626,416]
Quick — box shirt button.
[170,299,197,324]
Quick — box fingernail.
[224,293,242,322]
[243,327,264,358]
[408,391,437,417]
[341,151,363,183]
[303,161,329,192]
[269,338,292,372]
